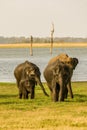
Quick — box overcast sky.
[0,0,87,37]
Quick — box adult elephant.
[44,60,71,102]
[48,53,79,98]
[14,60,49,99]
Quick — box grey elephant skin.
[14,60,49,99]
[48,53,78,99]
[44,53,79,101]
[44,60,71,102]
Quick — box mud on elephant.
[44,60,71,102]
[47,53,79,99]
[14,60,49,99]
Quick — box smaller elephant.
[14,60,49,99]
[44,60,71,102]
[19,77,36,99]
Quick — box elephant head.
[48,53,79,70]
[53,62,71,85]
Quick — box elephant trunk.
[35,77,49,97]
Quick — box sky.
[0,0,87,38]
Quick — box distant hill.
[0,36,87,43]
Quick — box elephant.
[18,73,36,99]
[14,60,49,99]
[48,53,79,98]
[43,60,71,102]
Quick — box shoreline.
[0,81,87,84]
[0,42,87,48]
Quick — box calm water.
[0,47,87,82]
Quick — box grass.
[0,82,87,130]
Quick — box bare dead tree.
[30,35,33,56]
[50,23,54,54]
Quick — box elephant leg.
[19,86,22,99]
[59,83,65,101]
[22,88,28,99]
[23,90,28,99]
[26,91,29,99]
[16,80,20,88]
[19,90,22,99]
[46,83,53,100]
[64,87,68,99]
[19,81,24,99]
[52,83,59,102]
[30,86,35,99]
[67,81,73,98]
[55,83,60,101]
[23,93,26,99]
[52,89,58,102]
[20,83,28,99]
[51,80,58,102]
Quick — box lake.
[0,47,87,82]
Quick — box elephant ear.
[29,62,41,77]
[72,58,79,69]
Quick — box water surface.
[0,47,87,82]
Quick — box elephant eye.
[30,70,35,77]
[67,61,70,64]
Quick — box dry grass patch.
[0,43,87,48]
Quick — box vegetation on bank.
[0,82,87,130]
[0,36,87,43]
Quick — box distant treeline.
[0,36,87,43]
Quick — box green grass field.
[0,82,87,130]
